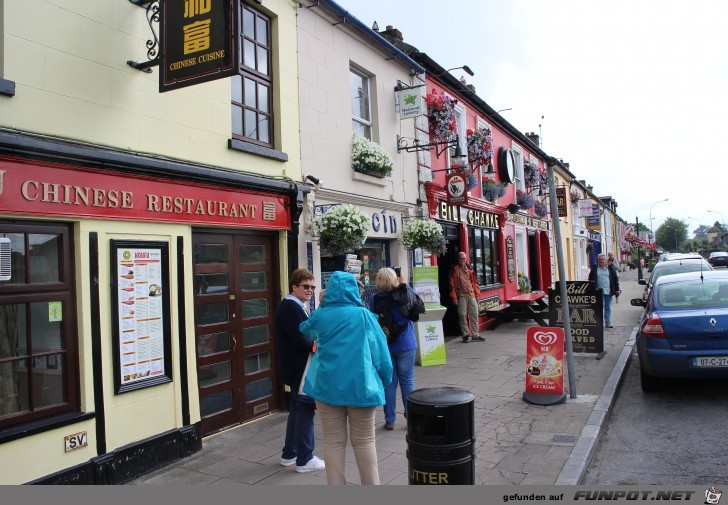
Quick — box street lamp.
[649,198,669,246]
[707,209,726,246]
[664,225,680,252]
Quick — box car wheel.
[639,366,661,392]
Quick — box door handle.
[231,334,237,351]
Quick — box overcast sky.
[334,0,728,235]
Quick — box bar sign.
[64,431,88,452]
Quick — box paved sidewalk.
[131,270,645,486]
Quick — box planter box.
[353,164,388,178]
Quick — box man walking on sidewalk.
[450,251,482,342]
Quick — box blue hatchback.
[631,270,728,391]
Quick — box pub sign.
[555,187,567,218]
[548,281,604,354]
[160,0,239,92]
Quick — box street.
[583,286,728,485]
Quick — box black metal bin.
[406,387,475,485]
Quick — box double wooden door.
[192,231,279,435]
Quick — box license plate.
[694,356,728,368]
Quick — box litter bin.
[406,387,475,485]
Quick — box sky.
[334,0,728,236]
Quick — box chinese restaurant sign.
[160,0,238,92]
[0,158,289,229]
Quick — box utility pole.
[635,216,644,281]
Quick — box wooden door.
[192,231,279,436]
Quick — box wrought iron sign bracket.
[397,135,457,159]
[394,80,426,92]
[127,0,160,73]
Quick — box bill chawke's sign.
[548,281,604,354]
[160,0,238,92]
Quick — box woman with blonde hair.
[369,267,420,431]
[301,271,392,485]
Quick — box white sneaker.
[295,455,325,473]
[280,456,296,467]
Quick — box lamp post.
[707,209,726,246]
[687,216,700,252]
[649,198,669,249]
[636,216,644,281]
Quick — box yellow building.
[0,0,302,484]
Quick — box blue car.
[630,270,728,391]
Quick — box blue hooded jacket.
[301,271,393,407]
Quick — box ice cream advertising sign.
[524,327,565,404]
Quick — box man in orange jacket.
[449,252,482,342]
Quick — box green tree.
[657,218,687,252]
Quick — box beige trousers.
[457,295,479,338]
[315,401,380,485]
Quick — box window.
[448,102,467,169]
[515,229,528,278]
[350,68,372,139]
[0,223,78,429]
[512,143,524,193]
[476,117,492,180]
[469,228,501,287]
[232,4,272,147]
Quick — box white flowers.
[401,219,447,256]
[352,133,394,176]
[314,204,369,255]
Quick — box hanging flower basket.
[517,272,531,293]
[424,89,457,140]
[466,126,494,168]
[465,170,478,191]
[481,177,506,202]
[534,200,549,218]
[516,190,534,209]
[351,133,394,177]
[314,204,369,256]
[401,219,447,256]
[570,189,581,207]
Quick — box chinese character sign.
[160,0,238,92]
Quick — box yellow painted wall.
[0,218,198,484]
[0,0,301,182]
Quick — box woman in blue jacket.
[369,267,418,431]
[301,271,392,485]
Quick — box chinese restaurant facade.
[0,136,303,484]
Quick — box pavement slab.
[131,269,646,486]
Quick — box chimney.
[381,25,403,41]
[467,84,476,93]
[587,185,593,193]
[525,132,540,147]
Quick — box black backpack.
[373,292,407,344]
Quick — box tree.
[693,225,710,239]
[657,218,687,252]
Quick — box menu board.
[111,240,172,393]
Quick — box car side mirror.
[630,298,647,307]
[638,279,647,285]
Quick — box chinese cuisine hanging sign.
[525,327,564,396]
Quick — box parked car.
[639,256,712,300]
[659,252,701,262]
[708,251,728,267]
[631,270,728,391]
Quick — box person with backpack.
[369,267,423,431]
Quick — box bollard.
[406,387,475,485]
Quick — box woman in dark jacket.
[369,267,418,431]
